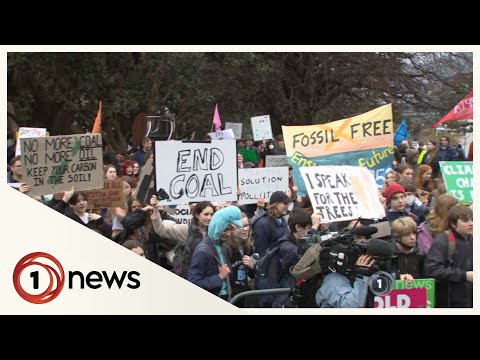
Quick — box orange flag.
[92,101,102,133]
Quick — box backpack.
[171,241,194,279]
[254,239,289,291]
[172,225,204,279]
[291,243,323,281]
[288,243,328,308]
[444,229,456,265]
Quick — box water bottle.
[237,264,247,283]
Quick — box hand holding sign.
[18,183,31,194]
[400,273,414,286]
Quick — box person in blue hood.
[187,205,243,301]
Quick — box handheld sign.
[20,133,103,196]
[238,167,289,204]
[439,161,473,203]
[154,140,237,205]
[251,115,273,141]
[300,165,385,223]
[225,122,243,139]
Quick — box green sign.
[439,161,473,203]
[238,148,258,163]
[394,278,435,308]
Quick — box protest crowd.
[7,102,473,309]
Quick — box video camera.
[290,223,396,307]
[297,224,380,277]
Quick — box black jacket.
[394,245,424,279]
[53,201,112,239]
[423,230,473,308]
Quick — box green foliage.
[8,51,472,152]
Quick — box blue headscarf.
[207,206,243,241]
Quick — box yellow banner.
[282,104,393,158]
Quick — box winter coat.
[53,201,112,238]
[423,230,473,308]
[251,212,290,257]
[394,245,424,279]
[271,233,298,307]
[187,237,231,297]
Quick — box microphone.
[351,225,378,238]
[367,239,395,259]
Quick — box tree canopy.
[7,51,472,152]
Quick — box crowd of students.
[6,134,473,308]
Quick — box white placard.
[300,165,385,223]
[238,167,289,204]
[250,115,273,141]
[208,128,235,140]
[224,122,243,139]
[15,127,47,155]
[154,140,238,205]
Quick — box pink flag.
[432,91,473,128]
[212,103,222,132]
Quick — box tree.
[8,51,472,151]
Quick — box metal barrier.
[229,288,291,306]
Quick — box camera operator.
[315,220,395,308]
[315,253,376,308]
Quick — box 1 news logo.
[13,252,141,304]
[13,252,65,304]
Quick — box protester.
[188,206,243,300]
[423,205,473,308]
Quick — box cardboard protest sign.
[238,167,289,204]
[300,165,385,222]
[84,179,126,209]
[20,133,103,196]
[283,104,394,196]
[154,140,237,205]
[440,161,473,203]
[136,157,155,204]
